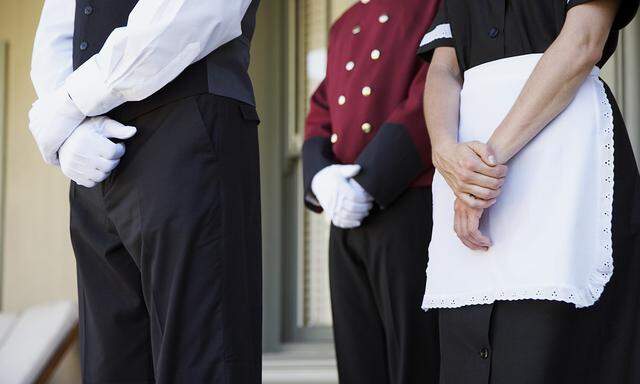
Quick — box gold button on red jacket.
[303,0,440,211]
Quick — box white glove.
[311,164,374,229]
[59,117,137,188]
[29,86,86,165]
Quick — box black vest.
[73,0,259,121]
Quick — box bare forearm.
[424,49,463,152]
[488,0,618,164]
[425,48,508,209]
[488,39,596,163]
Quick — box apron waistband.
[463,54,600,85]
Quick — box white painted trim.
[0,41,5,308]
[620,19,640,165]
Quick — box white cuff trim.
[419,23,452,48]
[65,57,125,117]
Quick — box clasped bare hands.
[433,141,508,251]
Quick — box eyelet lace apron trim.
[423,54,615,310]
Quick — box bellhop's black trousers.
[70,95,262,384]
[329,187,440,384]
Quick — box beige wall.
[0,0,78,311]
[0,0,82,382]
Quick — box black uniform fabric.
[73,0,260,114]
[302,136,337,213]
[329,188,440,384]
[437,85,640,384]
[418,0,639,71]
[70,95,262,384]
[353,123,427,209]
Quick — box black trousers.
[70,95,262,384]
[329,187,440,384]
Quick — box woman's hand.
[433,141,508,209]
[425,47,507,209]
[454,198,491,251]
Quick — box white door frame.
[0,41,7,307]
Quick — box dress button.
[488,27,499,39]
[479,347,490,360]
[346,61,355,71]
[331,133,339,144]
[361,86,372,97]
[378,14,390,23]
[338,95,346,105]
[361,123,372,133]
[361,0,370,3]
[79,41,89,51]
[84,5,93,15]
[371,49,381,60]
[352,25,361,35]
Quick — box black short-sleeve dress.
[418,1,640,383]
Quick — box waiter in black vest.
[28,0,261,383]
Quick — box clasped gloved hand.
[59,117,137,188]
[311,164,374,229]
[28,86,87,165]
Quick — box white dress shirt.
[30,0,75,97]
[31,0,253,116]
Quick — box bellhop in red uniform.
[302,0,440,383]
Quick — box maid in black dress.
[419,0,640,383]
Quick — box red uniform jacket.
[303,0,439,211]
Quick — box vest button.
[84,5,93,15]
[488,27,499,39]
[79,41,88,51]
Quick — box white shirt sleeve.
[65,0,253,117]
[30,0,75,98]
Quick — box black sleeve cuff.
[614,0,639,29]
[302,136,337,212]
[417,22,454,62]
[567,0,639,30]
[353,123,426,208]
[417,38,454,62]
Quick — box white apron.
[423,54,615,310]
